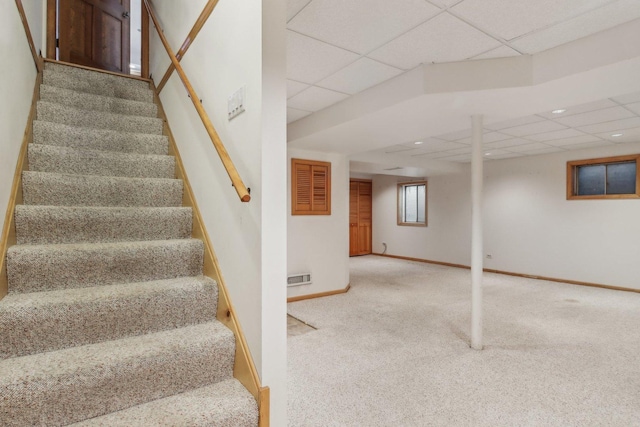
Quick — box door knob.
[122,11,130,19]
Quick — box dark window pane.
[607,162,636,194]
[577,165,605,195]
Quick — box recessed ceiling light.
[552,109,567,114]
[611,133,623,137]
[414,141,424,145]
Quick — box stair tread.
[43,69,154,103]
[22,171,184,207]
[7,238,204,294]
[28,143,176,179]
[44,62,152,91]
[71,379,259,427]
[0,275,218,359]
[37,100,164,135]
[39,84,158,118]
[15,205,192,245]
[0,322,235,426]
[33,121,169,155]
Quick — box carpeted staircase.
[0,61,259,426]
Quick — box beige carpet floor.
[287,255,640,427]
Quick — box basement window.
[397,181,427,226]
[567,154,640,200]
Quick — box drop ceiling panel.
[411,141,468,153]
[287,86,350,112]
[563,140,615,150]
[288,0,441,54]
[487,152,522,160]
[518,146,565,155]
[287,80,310,99]
[511,0,640,54]
[317,58,404,95]
[554,106,636,127]
[596,126,640,142]
[484,137,537,149]
[472,45,521,60]
[287,107,312,124]
[503,142,555,152]
[537,99,619,119]
[440,154,472,163]
[287,31,360,84]
[427,0,463,7]
[577,117,640,134]
[543,134,602,147]
[500,120,567,137]
[368,12,501,70]
[485,115,545,131]
[384,145,420,154]
[526,128,585,142]
[624,102,640,115]
[287,0,312,22]
[455,131,513,144]
[436,128,472,141]
[612,91,640,105]
[450,0,613,41]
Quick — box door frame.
[45,0,149,78]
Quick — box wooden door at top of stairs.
[349,180,372,256]
[58,0,131,73]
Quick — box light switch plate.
[228,86,246,121]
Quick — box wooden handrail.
[144,0,250,203]
[15,0,41,72]
[157,0,220,92]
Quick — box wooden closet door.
[349,180,372,256]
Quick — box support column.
[471,114,483,350]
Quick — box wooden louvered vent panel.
[292,158,331,215]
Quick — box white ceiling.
[286,0,640,123]
[367,93,640,163]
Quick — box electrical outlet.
[228,86,245,121]
[486,254,492,259]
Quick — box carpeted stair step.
[22,171,183,207]
[0,321,235,427]
[45,61,152,91]
[6,239,204,294]
[15,205,192,245]
[43,69,154,103]
[0,276,218,359]
[40,84,158,118]
[71,379,259,427]
[37,101,164,135]
[33,121,169,155]
[28,144,176,178]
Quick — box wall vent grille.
[287,273,312,287]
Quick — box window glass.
[404,185,417,222]
[607,162,636,195]
[417,185,426,223]
[577,165,605,196]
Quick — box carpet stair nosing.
[15,205,192,245]
[39,84,158,118]
[70,379,259,427]
[6,238,204,294]
[37,101,164,135]
[21,171,184,207]
[0,321,235,427]
[27,143,176,179]
[0,275,218,359]
[32,120,169,155]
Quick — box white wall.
[148,0,287,424]
[288,149,350,298]
[373,172,471,266]
[0,1,40,232]
[372,142,640,290]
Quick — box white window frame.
[397,181,427,227]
